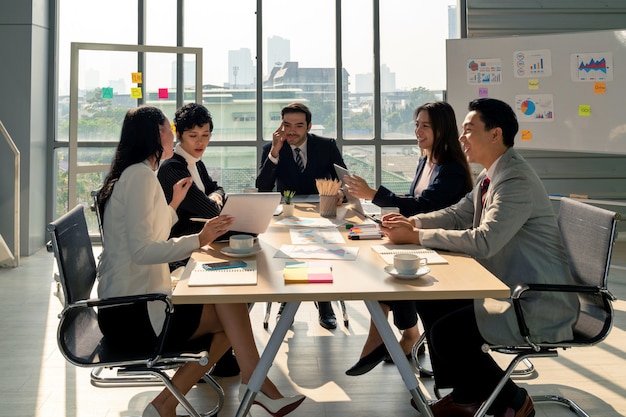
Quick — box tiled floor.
[0,242,625,417]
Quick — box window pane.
[263,0,336,140]
[146,0,177,46]
[54,148,107,235]
[184,0,257,141]
[201,147,257,193]
[380,0,453,139]
[381,145,419,193]
[57,0,137,141]
[343,0,374,139]
[343,146,375,186]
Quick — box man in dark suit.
[256,102,346,330]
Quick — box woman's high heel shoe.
[345,343,387,376]
[239,384,306,417]
[142,403,161,417]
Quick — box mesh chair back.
[557,198,619,344]
[47,205,98,306]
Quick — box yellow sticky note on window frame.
[131,87,143,99]
[132,72,143,84]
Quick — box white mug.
[393,253,427,274]
[229,234,257,253]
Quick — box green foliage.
[282,190,296,204]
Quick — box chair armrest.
[62,293,174,359]
[510,283,614,350]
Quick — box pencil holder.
[319,195,337,218]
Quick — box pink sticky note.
[158,88,169,99]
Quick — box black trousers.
[392,298,520,413]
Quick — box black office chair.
[48,205,224,417]
[475,197,620,417]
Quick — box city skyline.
[58,0,456,96]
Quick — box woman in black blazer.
[343,101,473,375]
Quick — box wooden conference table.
[172,203,510,417]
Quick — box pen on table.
[190,217,211,223]
[348,234,382,240]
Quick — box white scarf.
[174,143,205,193]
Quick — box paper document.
[275,217,343,228]
[188,260,258,286]
[275,244,359,261]
[371,245,448,265]
[290,228,345,244]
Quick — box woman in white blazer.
[96,106,305,417]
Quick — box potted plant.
[282,190,295,217]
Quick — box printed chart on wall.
[446,29,626,154]
[571,52,613,82]
[515,94,554,122]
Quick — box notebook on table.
[333,164,382,217]
[188,260,258,286]
[371,244,449,264]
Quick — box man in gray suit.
[377,98,578,417]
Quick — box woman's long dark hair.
[414,101,473,193]
[97,106,166,219]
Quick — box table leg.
[236,301,301,417]
[364,299,434,417]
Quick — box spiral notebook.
[188,260,258,286]
[371,245,448,265]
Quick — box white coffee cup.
[229,234,257,253]
[393,253,427,274]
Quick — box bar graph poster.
[514,94,554,122]
[466,58,502,85]
[571,52,613,82]
[513,49,552,78]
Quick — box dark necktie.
[480,176,490,205]
[294,148,305,173]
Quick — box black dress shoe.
[383,342,423,363]
[211,348,240,377]
[316,301,337,329]
[495,389,535,417]
[383,352,413,364]
[345,344,387,376]
[411,394,480,417]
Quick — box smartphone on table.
[202,260,247,271]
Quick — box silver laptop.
[333,164,381,217]
[221,192,282,234]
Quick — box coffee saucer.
[384,265,430,280]
[220,245,262,258]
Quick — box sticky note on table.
[284,261,333,283]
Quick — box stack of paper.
[188,260,258,286]
[283,261,333,283]
[371,245,448,264]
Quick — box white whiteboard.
[446,29,626,155]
